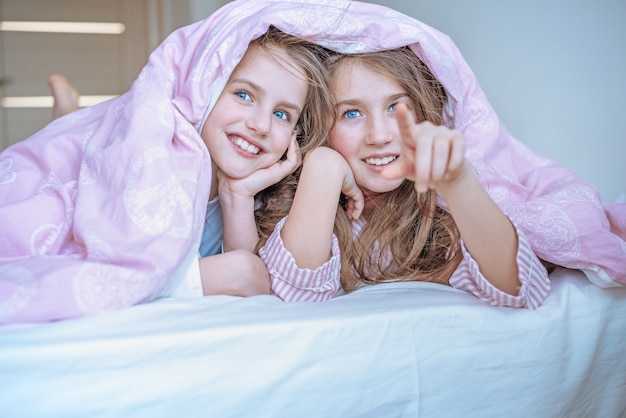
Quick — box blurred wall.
[361,0,626,202]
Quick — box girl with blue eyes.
[192,27,333,297]
[44,29,335,300]
[258,47,551,308]
[0,19,336,324]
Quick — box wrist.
[436,162,476,201]
[219,187,255,213]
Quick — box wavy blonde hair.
[326,47,463,292]
[254,27,334,246]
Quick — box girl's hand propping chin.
[219,135,302,200]
[304,146,364,221]
[381,103,467,194]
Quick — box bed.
[1,267,625,417]
[1,0,626,415]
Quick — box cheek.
[270,130,294,158]
[328,127,355,159]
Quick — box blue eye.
[389,103,397,112]
[274,110,289,121]
[344,109,361,119]
[235,91,251,101]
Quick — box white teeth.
[230,136,261,155]
[365,155,397,166]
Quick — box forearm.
[200,250,270,296]
[259,216,342,302]
[440,170,520,295]
[449,227,550,309]
[281,148,344,269]
[220,193,259,253]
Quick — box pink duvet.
[1,0,624,324]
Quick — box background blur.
[1,0,623,202]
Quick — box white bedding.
[1,267,625,417]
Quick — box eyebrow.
[335,93,410,108]
[334,99,359,108]
[230,77,302,115]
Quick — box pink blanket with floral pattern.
[1,0,624,324]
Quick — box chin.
[365,181,402,194]
[221,167,254,180]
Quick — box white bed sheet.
[1,268,625,417]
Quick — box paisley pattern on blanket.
[0,158,16,185]
[0,0,624,324]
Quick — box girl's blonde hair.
[326,47,463,292]
[254,27,334,246]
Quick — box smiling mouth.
[229,135,261,155]
[364,155,397,166]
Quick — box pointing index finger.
[396,103,415,150]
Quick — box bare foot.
[48,74,79,119]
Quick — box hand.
[304,146,364,220]
[381,103,466,193]
[340,162,364,220]
[218,135,301,200]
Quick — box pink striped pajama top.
[259,216,551,309]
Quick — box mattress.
[1,267,625,417]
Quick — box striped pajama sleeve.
[259,216,342,302]
[260,216,550,308]
[448,223,551,309]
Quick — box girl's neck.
[361,201,381,220]
[362,191,386,219]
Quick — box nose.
[365,113,394,146]
[246,107,271,137]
